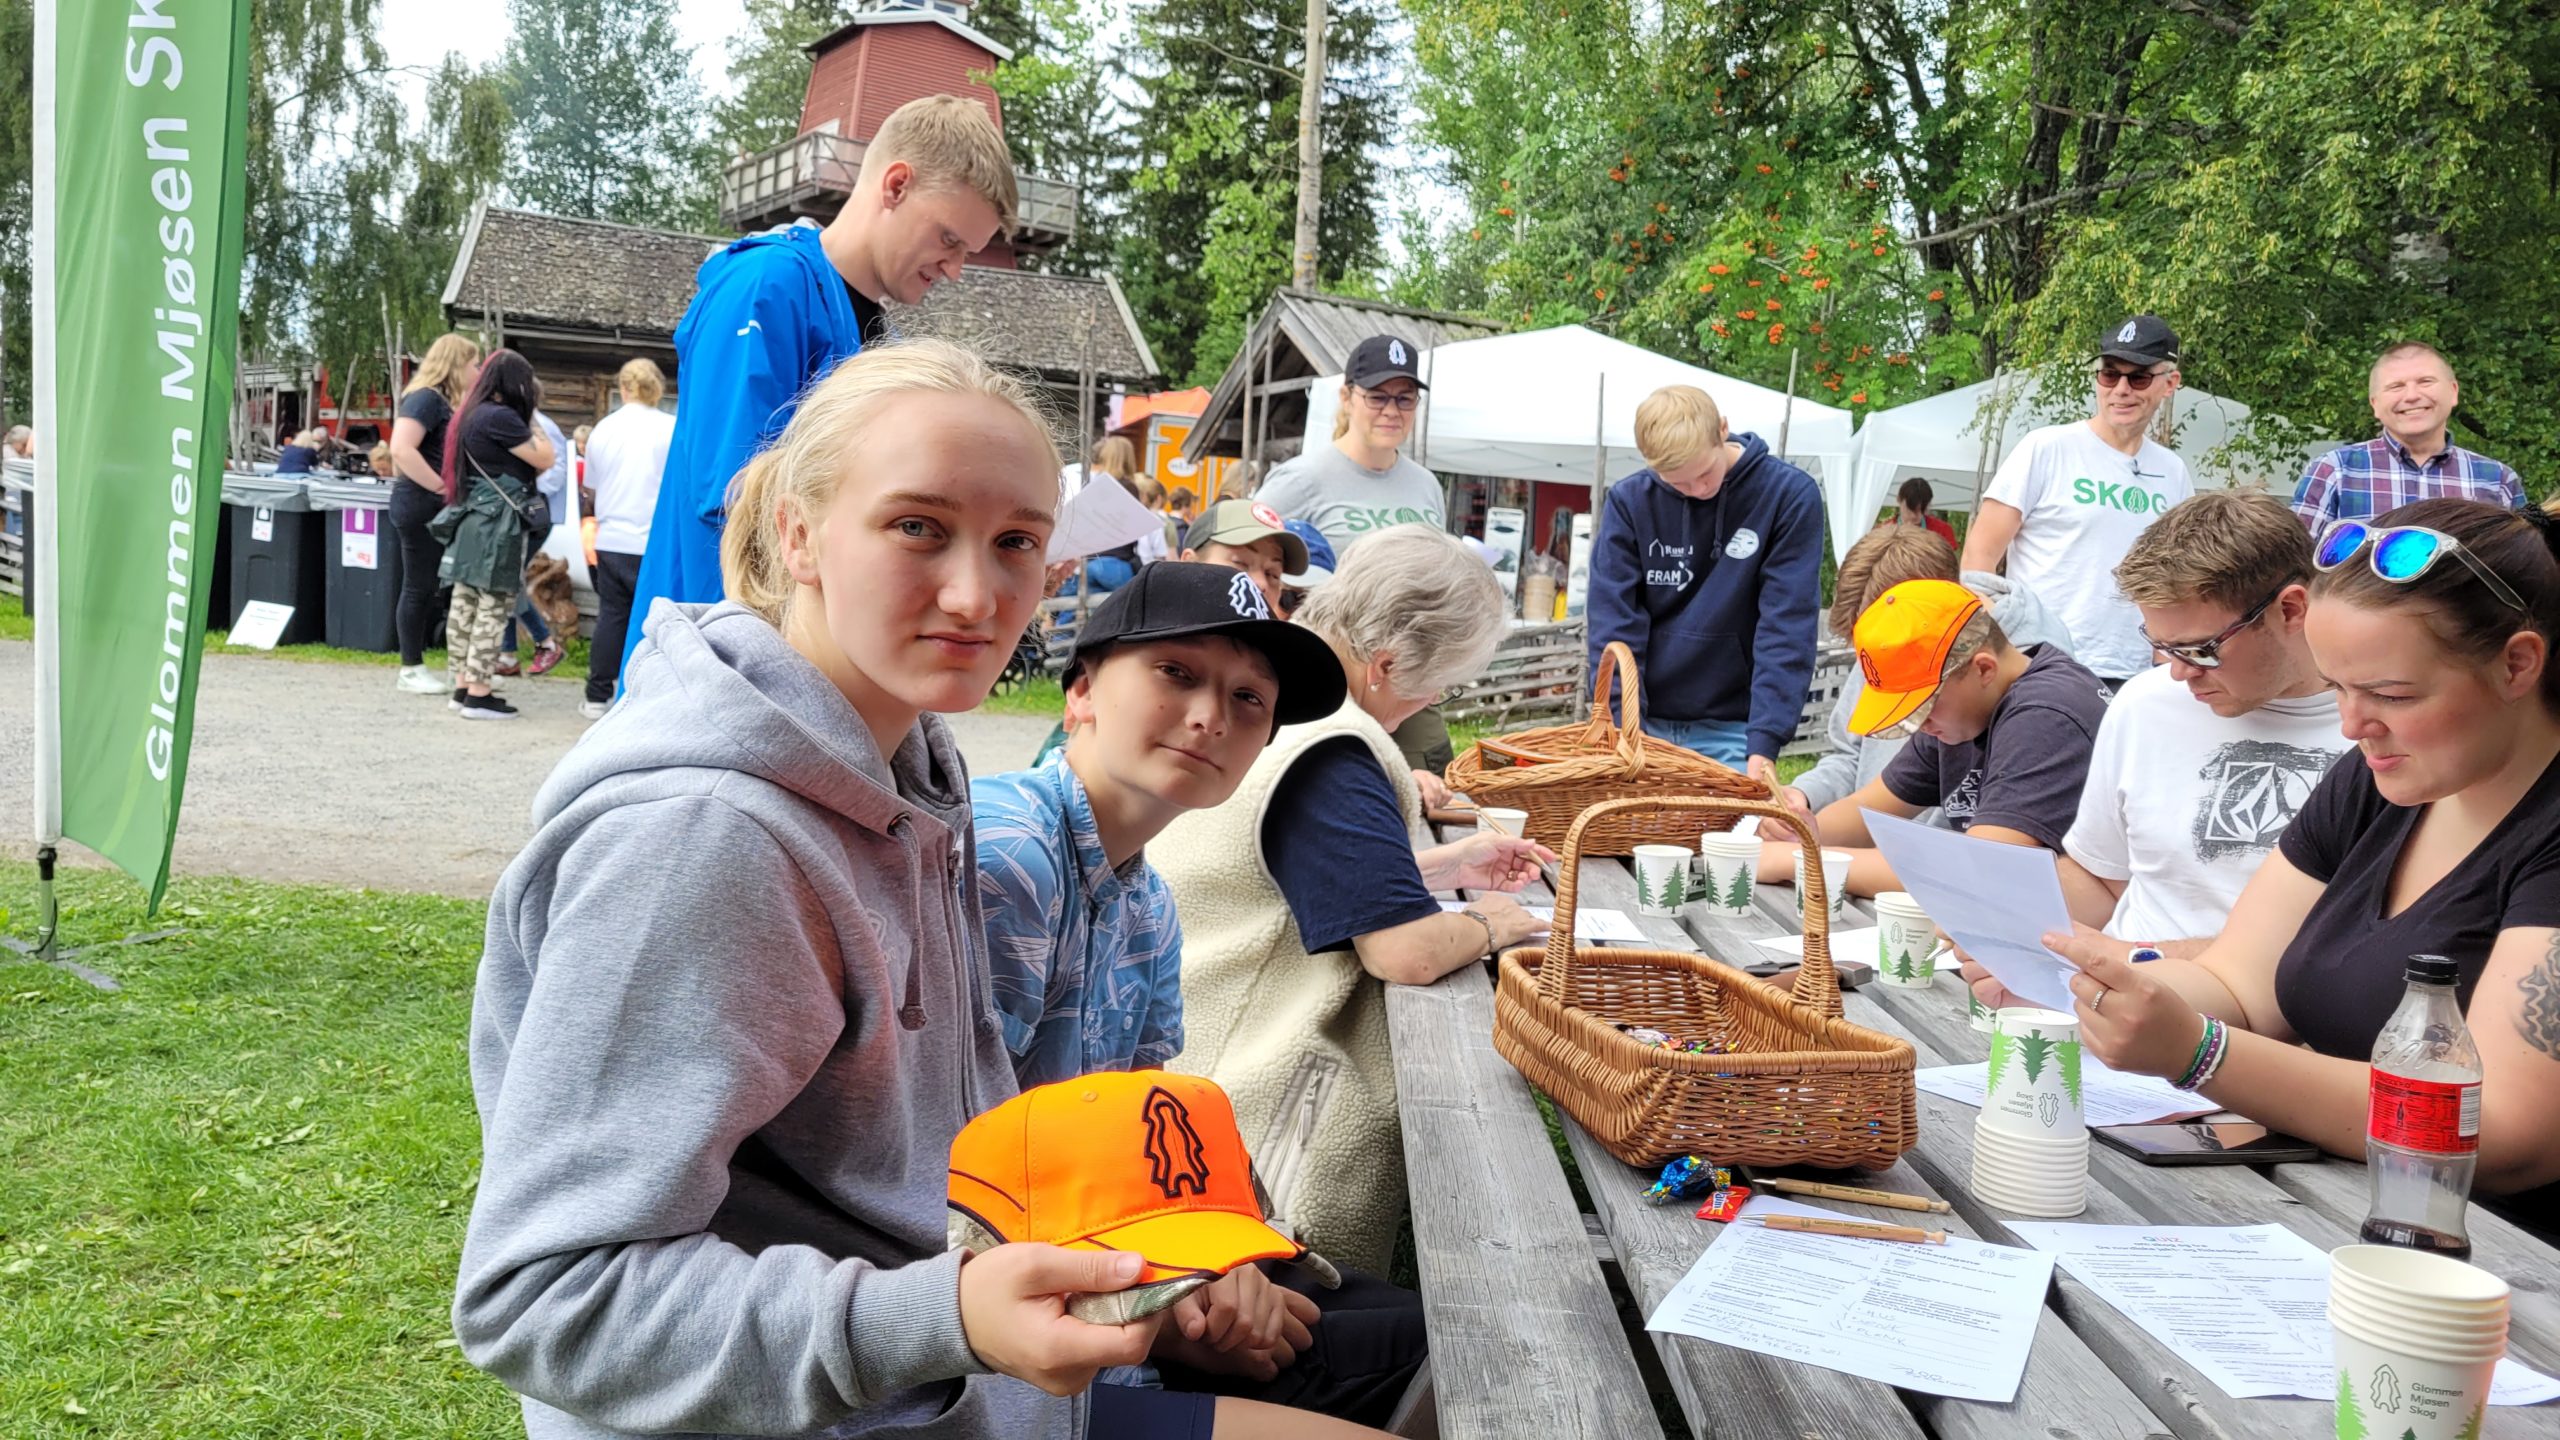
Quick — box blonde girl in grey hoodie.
[458,341,1159,1440]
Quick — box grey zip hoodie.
[454,600,1078,1440]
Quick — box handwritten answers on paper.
[2006,1223,2560,1405]
[1645,1196,2055,1402]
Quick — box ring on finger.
[2090,987,2107,1014]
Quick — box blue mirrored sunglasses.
[2312,521,2528,613]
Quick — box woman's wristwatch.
[1458,906,1498,959]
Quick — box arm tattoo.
[2516,932,2560,1062]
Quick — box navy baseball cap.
[1346,334,1427,391]
[1068,561,1347,726]
[2097,315,2181,367]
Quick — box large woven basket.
[1445,642,1766,857]
[1493,796,1918,1170]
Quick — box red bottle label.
[2368,1072,2481,1154]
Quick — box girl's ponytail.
[720,448,795,625]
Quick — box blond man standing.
[2290,342,2522,533]
[1584,384,1825,784]
[623,94,1021,677]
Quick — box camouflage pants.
[447,584,515,687]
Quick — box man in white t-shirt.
[2058,492,2350,950]
[581,357,678,717]
[1963,315,2194,687]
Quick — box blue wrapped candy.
[1642,1154,1730,1206]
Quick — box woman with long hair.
[387,333,481,693]
[437,350,554,719]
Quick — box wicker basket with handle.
[1493,795,1918,1170]
[1444,641,1766,857]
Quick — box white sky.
[375,0,740,99]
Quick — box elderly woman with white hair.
[1156,524,1552,1272]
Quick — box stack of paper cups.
[1970,1008,2088,1217]
[2329,1245,2509,1440]
[1873,891,1935,988]
[1475,807,1529,841]
[1792,847,1853,918]
[1697,831,1763,918]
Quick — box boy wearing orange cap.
[1761,577,2109,897]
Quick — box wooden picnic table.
[1385,817,2560,1440]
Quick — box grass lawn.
[0,870,517,1439]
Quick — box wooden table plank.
[1565,858,2174,1440]
[1384,959,1667,1439]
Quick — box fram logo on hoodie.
[1643,538,1694,588]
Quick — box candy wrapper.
[1693,1184,1753,1223]
[1642,1155,1730,1206]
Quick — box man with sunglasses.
[2057,494,2349,951]
[1963,315,2195,693]
[2290,342,2522,535]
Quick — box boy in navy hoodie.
[621,94,1019,679]
[1586,384,1825,786]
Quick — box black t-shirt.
[1260,738,1441,953]
[397,388,455,478]
[847,284,888,350]
[1880,644,2109,849]
[454,404,539,500]
[2274,750,2560,1059]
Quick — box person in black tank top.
[1969,498,2560,1242]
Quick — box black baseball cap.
[1346,334,1428,391]
[2097,315,2181,367]
[1068,561,1347,726]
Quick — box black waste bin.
[307,478,403,652]
[222,473,324,644]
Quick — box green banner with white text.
[39,0,251,906]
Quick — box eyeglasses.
[2140,587,2283,669]
[2313,520,2528,613]
[1356,390,1420,414]
[2093,365,2167,392]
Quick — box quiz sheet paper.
[1862,811,2078,1011]
[1915,1060,2211,1128]
[1646,1195,2054,1402]
[2005,1223,2560,1405]
[1436,899,1650,944]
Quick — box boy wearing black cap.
[1256,334,1445,557]
[971,564,1426,1429]
[1962,315,2195,690]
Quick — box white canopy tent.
[1833,371,2291,564]
[1301,324,1856,489]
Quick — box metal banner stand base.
[2,846,178,993]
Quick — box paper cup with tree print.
[1873,892,1936,988]
[1983,1008,2086,1139]
[1697,832,1762,918]
[1632,845,1693,917]
[2329,1245,2507,1440]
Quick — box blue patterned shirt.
[2290,435,2523,533]
[971,758,1184,1089]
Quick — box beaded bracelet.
[2173,1016,2228,1092]
[2191,1018,2233,1091]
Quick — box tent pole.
[1419,344,1433,466]
[1779,347,1799,458]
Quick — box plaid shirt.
[2290,434,2522,532]
[971,758,1184,1089]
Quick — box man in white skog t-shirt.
[2057,492,2350,952]
[1963,315,2194,690]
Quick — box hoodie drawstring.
[892,815,928,1032]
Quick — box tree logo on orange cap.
[1143,1086,1212,1199]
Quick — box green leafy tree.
[713,0,853,164]
[499,0,718,229]
[1113,0,1397,381]
[981,0,1127,274]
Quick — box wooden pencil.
[1749,1215,1947,1245]
[1759,1178,1953,1214]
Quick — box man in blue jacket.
[1586,383,1825,789]
[622,94,1021,678]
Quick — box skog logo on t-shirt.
[2069,476,2174,515]
[1340,507,1438,533]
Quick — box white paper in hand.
[1862,810,2077,1012]
[1045,468,1166,563]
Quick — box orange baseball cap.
[948,1072,1306,1288]
[1847,579,1983,737]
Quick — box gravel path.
[0,639,1056,898]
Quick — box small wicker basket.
[1493,795,1918,1171]
[1444,642,1767,857]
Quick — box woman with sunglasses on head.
[1973,498,2560,1240]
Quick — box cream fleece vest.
[1156,700,1428,1274]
